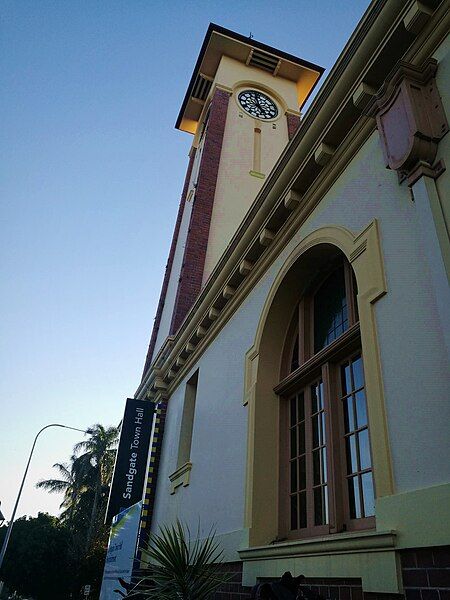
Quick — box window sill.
[169,461,192,495]
[238,529,396,560]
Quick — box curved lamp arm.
[0,423,87,571]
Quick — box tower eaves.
[176,23,324,134]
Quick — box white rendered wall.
[151,100,450,546]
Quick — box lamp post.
[0,423,87,573]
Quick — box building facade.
[135,2,450,597]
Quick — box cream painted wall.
[202,57,294,283]
[214,56,299,113]
[151,113,450,548]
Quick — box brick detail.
[287,113,301,140]
[251,575,405,600]
[401,546,450,597]
[170,88,230,334]
[213,562,251,600]
[293,577,362,600]
[141,149,197,378]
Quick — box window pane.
[290,495,298,530]
[314,266,348,353]
[352,355,364,390]
[312,415,320,448]
[298,392,305,421]
[311,381,323,413]
[291,336,299,372]
[342,363,352,396]
[348,477,361,519]
[313,448,327,486]
[299,455,306,490]
[343,396,355,433]
[321,447,328,484]
[290,460,297,493]
[299,491,307,528]
[355,390,368,428]
[311,383,319,413]
[358,428,372,471]
[313,449,321,486]
[361,472,375,517]
[314,486,328,526]
[290,396,297,426]
[298,421,305,455]
[346,434,358,474]
[290,428,297,459]
[321,412,326,445]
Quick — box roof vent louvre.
[249,49,279,74]
[192,74,212,102]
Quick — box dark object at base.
[251,572,326,600]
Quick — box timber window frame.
[277,261,375,539]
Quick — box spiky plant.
[133,520,231,600]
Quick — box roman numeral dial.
[238,90,278,120]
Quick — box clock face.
[238,90,278,120]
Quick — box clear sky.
[0,0,371,520]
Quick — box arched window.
[277,258,374,539]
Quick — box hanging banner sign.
[106,398,154,523]
[99,501,142,600]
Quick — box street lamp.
[0,423,88,572]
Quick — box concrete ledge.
[239,529,396,560]
[240,530,400,593]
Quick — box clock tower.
[143,24,323,375]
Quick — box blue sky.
[0,0,370,519]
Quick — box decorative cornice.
[259,229,275,247]
[283,189,302,211]
[403,1,434,35]
[314,143,336,166]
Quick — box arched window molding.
[243,220,392,548]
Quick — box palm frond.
[51,462,72,480]
[36,478,70,493]
[137,520,230,599]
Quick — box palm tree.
[37,423,119,551]
[36,454,91,528]
[73,424,119,551]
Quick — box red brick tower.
[142,24,323,379]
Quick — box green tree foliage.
[0,423,119,599]
[36,423,119,596]
[0,513,72,600]
[73,424,118,551]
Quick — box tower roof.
[176,23,324,134]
